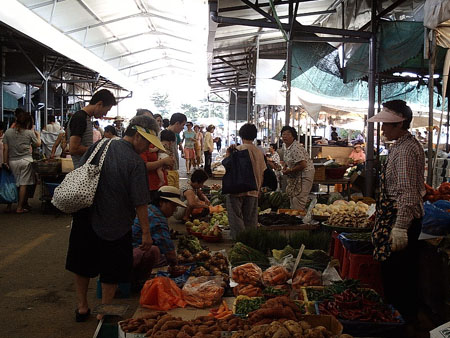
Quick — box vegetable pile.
[305,280,400,323]
[182,276,225,308]
[424,182,450,202]
[231,319,340,338]
[247,296,309,325]
[262,266,290,286]
[178,235,204,254]
[120,312,352,338]
[209,300,233,320]
[234,296,266,316]
[292,267,322,290]
[313,200,369,217]
[229,242,270,267]
[258,191,290,211]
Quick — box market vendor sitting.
[176,169,210,221]
[348,143,366,165]
[131,186,187,285]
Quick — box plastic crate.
[316,303,404,337]
[332,231,345,269]
[347,252,383,295]
[341,247,350,278]
[338,232,373,255]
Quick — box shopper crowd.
[0,88,425,330]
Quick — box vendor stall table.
[314,177,351,200]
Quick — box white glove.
[390,227,408,252]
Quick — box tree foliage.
[151,92,170,115]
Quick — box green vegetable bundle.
[177,235,203,254]
[228,242,270,267]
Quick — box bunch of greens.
[228,242,270,267]
[234,297,266,316]
[177,235,203,253]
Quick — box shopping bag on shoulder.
[221,149,257,194]
[0,169,18,204]
[51,139,112,213]
[139,277,186,311]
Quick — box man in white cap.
[369,100,425,326]
[131,186,186,285]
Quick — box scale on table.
[91,304,129,338]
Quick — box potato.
[272,326,291,338]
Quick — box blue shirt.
[132,204,175,255]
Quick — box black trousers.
[380,218,422,323]
[204,151,212,176]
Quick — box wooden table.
[313,177,351,200]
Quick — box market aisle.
[0,195,139,338]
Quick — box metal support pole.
[26,83,32,113]
[0,81,3,122]
[235,74,239,144]
[285,40,292,126]
[447,104,449,153]
[427,30,436,185]
[247,74,251,122]
[365,0,377,197]
[44,77,49,127]
[365,35,376,197]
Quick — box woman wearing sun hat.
[131,185,186,286]
[368,100,425,326]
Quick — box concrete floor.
[0,154,224,338]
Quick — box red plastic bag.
[139,277,186,311]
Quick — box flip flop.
[75,308,91,322]
[16,209,29,214]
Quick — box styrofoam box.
[118,321,146,338]
[430,321,450,338]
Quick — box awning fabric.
[345,22,425,82]
[2,90,18,110]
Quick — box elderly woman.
[348,143,366,165]
[2,112,41,213]
[280,126,314,210]
[203,124,215,176]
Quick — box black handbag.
[262,165,278,191]
[221,149,257,194]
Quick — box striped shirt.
[385,132,425,229]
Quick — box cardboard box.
[430,321,450,338]
[60,158,74,173]
[297,314,343,335]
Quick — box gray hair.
[136,108,153,117]
[125,115,159,136]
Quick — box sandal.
[16,209,29,214]
[75,308,91,322]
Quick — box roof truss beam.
[64,12,188,35]
[119,57,193,71]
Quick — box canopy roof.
[3,0,208,91]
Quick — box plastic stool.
[347,253,384,295]
[332,231,344,264]
[96,279,131,299]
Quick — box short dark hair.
[186,121,193,127]
[281,126,298,140]
[206,124,215,132]
[382,100,412,130]
[270,143,278,151]
[48,115,55,123]
[191,169,209,184]
[89,89,117,106]
[93,120,99,127]
[163,118,170,128]
[256,140,262,146]
[169,113,187,126]
[153,114,162,120]
[104,125,117,135]
[136,109,153,117]
[16,112,33,130]
[0,121,6,132]
[160,129,176,142]
[239,123,257,141]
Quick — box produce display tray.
[312,215,329,222]
[322,223,372,233]
[315,304,405,337]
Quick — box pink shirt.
[349,150,366,162]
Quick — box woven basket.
[32,159,61,175]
